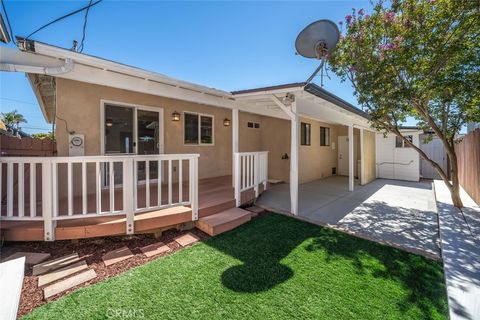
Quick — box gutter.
[0,57,74,75]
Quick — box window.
[184,112,214,145]
[395,135,413,148]
[320,127,330,146]
[247,122,260,129]
[301,122,311,146]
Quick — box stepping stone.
[140,242,170,258]
[245,206,265,217]
[102,246,133,266]
[38,260,88,287]
[174,233,199,247]
[4,252,51,266]
[43,269,96,299]
[33,253,80,276]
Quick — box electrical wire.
[1,0,14,43]
[78,0,93,52]
[25,0,102,40]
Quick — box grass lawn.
[24,213,448,319]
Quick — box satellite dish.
[295,19,340,85]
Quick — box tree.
[31,132,55,140]
[329,0,480,208]
[0,110,27,130]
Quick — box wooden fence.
[0,135,56,157]
[455,129,480,205]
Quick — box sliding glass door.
[103,103,163,184]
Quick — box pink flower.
[378,42,398,51]
[358,8,365,16]
[394,35,404,43]
[384,11,395,22]
[345,15,353,25]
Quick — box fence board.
[0,136,56,157]
[455,129,480,205]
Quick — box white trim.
[290,99,299,215]
[182,111,215,146]
[348,125,354,191]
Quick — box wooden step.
[196,208,251,236]
[198,190,236,217]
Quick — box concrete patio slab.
[257,176,441,259]
[435,180,480,320]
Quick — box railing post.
[124,158,135,235]
[234,153,241,207]
[264,152,268,190]
[189,156,199,220]
[42,162,55,241]
[254,153,259,198]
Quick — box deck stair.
[196,207,252,236]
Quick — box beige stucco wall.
[56,78,232,180]
[298,118,339,184]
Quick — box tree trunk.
[448,151,464,208]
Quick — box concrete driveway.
[256,177,440,259]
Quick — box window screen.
[301,123,311,146]
[320,127,330,146]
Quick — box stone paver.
[102,247,133,266]
[140,242,170,258]
[435,180,480,320]
[174,233,199,247]
[38,260,88,287]
[4,252,51,266]
[33,253,80,276]
[43,269,96,299]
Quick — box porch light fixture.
[106,119,113,127]
[171,111,180,122]
[223,118,230,126]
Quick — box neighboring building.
[0,40,421,241]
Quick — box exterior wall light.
[106,119,113,127]
[223,118,230,126]
[172,111,180,122]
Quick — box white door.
[420,137,447,179]
[338,136,349,175]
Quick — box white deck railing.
[234,151,268,206]
[0,154,199,240]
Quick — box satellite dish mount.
[295,19,340,86]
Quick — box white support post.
[42,162,54,241]
[190,156,199,220]
[234,153,241,207]
[254,154,259,198]
[360,128,365,185]
[290,98,299,215]
[124,158,135,235]
[348,125,354,191]
[232,108,239,187]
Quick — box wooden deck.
[1,175,258,241]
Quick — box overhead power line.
[25,0,102,41]
[78,0,93,52]
[1,0,15,43]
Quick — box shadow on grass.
[204,212,447,318]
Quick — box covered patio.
[256,176,440,259]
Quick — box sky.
[0,0,408,134]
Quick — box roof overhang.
[12,39,236,117]
[232,82,373,130]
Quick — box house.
[0,39,421,241]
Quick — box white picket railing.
[0,154,199,240]
[234,151,268,206]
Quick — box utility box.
[69,134,85,156]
